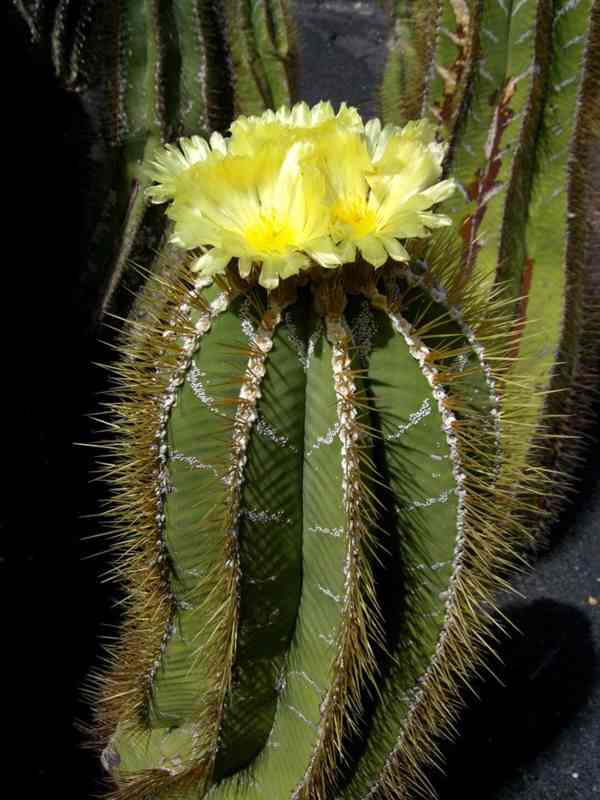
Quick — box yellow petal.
[306,236,343,268]
[358,236,388,267]
[380,236,410,262]
[337,240,357,263]
[420,179,456,205]
[379,211,428,238]
[209,131,228,156]
[258,258,284,289]
[418,211,453,228]
[238,257,253,278]
[145,135,215,203]
[191,248,232,275]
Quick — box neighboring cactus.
[381,0,600,521]
[14,0,296,325]
[88,106,546,799]
[222,0,297,114]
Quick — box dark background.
[7,1,598,797]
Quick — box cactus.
[222,0,296,114]
[85,108,550,799]
[14,0,296,326]
[93,248,542,800]
[381,0,600,522]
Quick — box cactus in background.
[14,0,296,326]
[88,105,547,799]
[381,0,600,522]
[222,0,297,114]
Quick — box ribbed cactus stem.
[148,281,233,685]
[380,0,441,124]
[290,309,382,800]
[428,0,481,153]
[368,307,467,800]
[198,302,283,778]
[387,309,467,516]
[91,233,550,800]
[222,0,296,115]
[394,256,502,464]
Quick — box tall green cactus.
[381,0,600,519]
[15,0,296,325]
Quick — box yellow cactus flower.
[145,132,228,203]
[228,100,363,156]
[324,120,455,267]
[166,141,342,289]
[144,102,456,287]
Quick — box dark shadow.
[426,599,596,799]
[8,7,123,795]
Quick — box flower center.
[244,211,295,255]
[332,197,376,239]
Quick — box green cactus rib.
[336,303,462,800]
[148,288,248,732]
[497,0,594,480]
[338,306,503,799]
[514,0,594,384]
[425,0,483,158]
[89,275,227,741]
[381,0,485,154]
[250,0,296,109]
[173,1,227,136]
[494,0,553,303]
[380,0,442,125]
[98,0,234,320]
[91,234,544,800]
[535,1,600,520]
[213,296,306,780]
[221,0,296,116]
[95,0,168,318]
[51,0,96,88]
[435,0,551,294]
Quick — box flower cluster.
[145,102,455,289]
